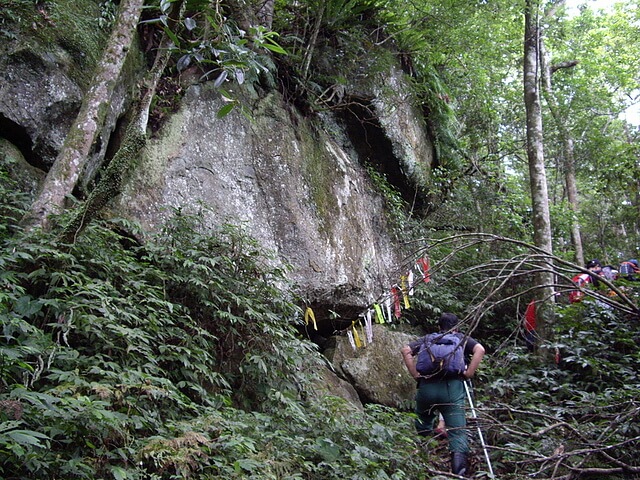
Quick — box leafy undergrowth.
[0,169,442,479]
[482,301,640,479]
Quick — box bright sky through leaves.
[564,0,640,125]
[565,0,617,15]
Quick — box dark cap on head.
[586,259,602,269]
[438,313,459,331]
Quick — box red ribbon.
[417,257,431,283]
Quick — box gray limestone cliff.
[114,84,411,324]
[0,1,435,410]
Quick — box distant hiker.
[569,259,602,303]
[401,313,486,477]
[586,259,603,287]
[522,300,537,352]
[569,272,591,303]
[619,259,639,281]
[601,264,618,281]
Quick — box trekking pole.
[464,379,495,478]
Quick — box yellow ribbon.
[304,307,317,330]
[373,303,385,323]
[352,323,362,348]
[401,275,411,309]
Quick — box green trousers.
[415,378,469,453]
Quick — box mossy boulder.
[0,0,142,183]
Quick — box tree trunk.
[524,0,555,347]
[24,0,145,230]
[59,31,175,243]
[59,1,186,243]
[302,4,325,80]
[540,43,584,266]
[256,0,274,28]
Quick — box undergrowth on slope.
[3,167,639,478]
[482,301,640,479]
[0,166,436,479]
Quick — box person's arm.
[463,343,485,379]
[401,345,419,379]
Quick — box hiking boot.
[451,452,468,477]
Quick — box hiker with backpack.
[401,313,486,477]
[569,259,604,303]
[619,259,639,281]
[601,264,618,281]
[586,259,603,287]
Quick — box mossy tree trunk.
[540,41,584,267]
[24,0,145,230]
[524,0,555,355]
[59,29,175,243]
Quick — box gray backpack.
[416,333,465,376]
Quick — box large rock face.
[0,2,436,409]
[112,81,431,331]
[0,1,140,185]
[0,7,434,332]
[0,47,83,170]
[0,139,45,196]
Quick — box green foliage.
[145,0,286,117]
[543,1,640,261]
[97,0,118,29]
[273,0,464,190]
[0,167,450,479]
[272,0,383,89]
[0,170,30,238]
[150,208,315,405]
[480,297,640,478]
[365,165,410,237]
[0,0,32,41]
[411,68,462,171]
[134,395,436,479]
[0,162,306,477]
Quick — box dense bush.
[482,299,640,479]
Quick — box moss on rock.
[1,0,110,88]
